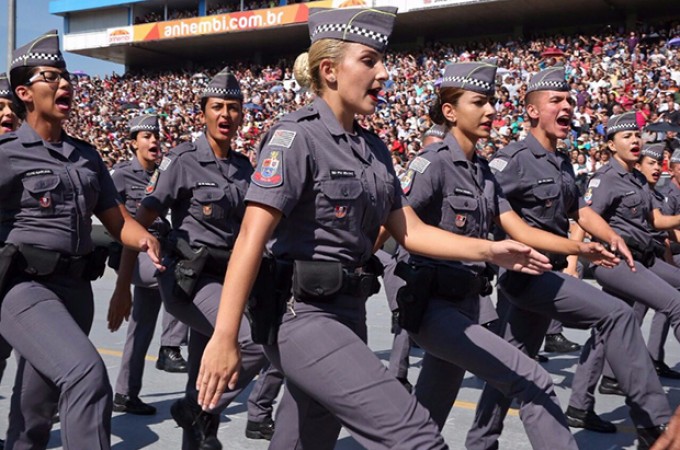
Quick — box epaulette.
[0,132,17,146]
[167,141,196,157]
[497,141,527,158]
[112,159,132,171]
[280,104,319,123]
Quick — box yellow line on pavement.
[98,347,157,362]
[454,400,519,417]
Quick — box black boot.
[396,377,413,393]
[598,376,625,396]
[637,425,667,450]
[245,416,275,441]
[544,333,581,353]
[565,406,616,433]
[654,360,680,379]
[113,393,156,415]
[156,346,188,373]
[171,398,222,450]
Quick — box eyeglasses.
[27,70,74,85]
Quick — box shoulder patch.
[146,169,160,194]
[159,156,172,171]
[400,169,415,195]
[252,150,283,188]
[409,156,431,174]
[584,188,593,203]
[268,130,296,148]
[109,169,115,176]
[489,159,508,173]
[588,179,601,188]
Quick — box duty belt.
[430,266,493,300]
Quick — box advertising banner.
[107,26,133,45]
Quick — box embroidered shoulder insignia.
[409,156,430,174]
[489,159,508,173]
[146,169,160,194]
[159,156,172,171]
[400,169,415,195]
[252,150,283,188]
[588,179,601,188]
[268,130,296,148]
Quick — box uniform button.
[370,195,375,201]
[26,267,37,275]
[342,188,349,197]
[315,287,324,295]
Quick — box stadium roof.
[55,0,680,70]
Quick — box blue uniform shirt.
[245,97,403,266]
[0,122,119,255]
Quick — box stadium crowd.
[66,20,680,175]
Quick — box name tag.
[454,187,474,197]
[330,170,356,179]
[537,178,554,185]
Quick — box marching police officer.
[198,7,553,449]
[632,143,680,379]
[0,30,162,450]
[108,68,270,450]
[465,67,672,449]
[108,114,189,416]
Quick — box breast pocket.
[190,187,228,226]
[316,179,364,230]
[79,171,102,214]
[532,184,561,219]
[444,196,480,236]
[125,190,145,215]
[620,194,643,220]
[21,174,64,215]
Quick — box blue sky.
[0,0,123,76]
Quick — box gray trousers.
[412,296,575,449]
[633,303,670,362]
[246,364,285,422]
[466,270,671,450]
[375,248,412,380]
[569,258,680,410]
[157,263,269,450]
[0,275,112,450]
[264,296,447,450]
[114,254,188,397]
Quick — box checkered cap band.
[312,23,389,46]
[606,122,639,135]
[130,124,158,133]
[441,75,493,93]
[202,87,243,98]
[0,90,10,98]
[606,113,639,137]
[641,144,664,161]
[671,149,680,163]
[11,52,62,67]
[526,80,569,92]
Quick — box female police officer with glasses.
[0,30,162,450]
[198,8,553,449]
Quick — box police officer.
[0,72,18,450]
[632,143,680,379]
[566,114,680,431]
[465,67,672,449]
[198,7,553,449]
[660,149,680,267]
[108,114,189,416]
[0,30,162,450]
[245,364,283,440]
[403,60,621,447]
[108,68,270,450]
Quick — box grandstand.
[51,0,680,71]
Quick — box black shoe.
[113,393,157,415]
[245,417,275,441]
[598,376,625,396]
[654,360,680,379]
[396,377,413,393]
[0,438,4,449]
[534,353,549,363]
[156,346,188,373]
[565,406,616,433]
[170,398,222,450]
[544,333,581,353]
[637,424,667,450]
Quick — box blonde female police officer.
[197,7,555,450]
[108,68,270,450]
[0,30,162,450]
[465,67,673,450]
[108,114,188,417]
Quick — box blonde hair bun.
[293,52,312,89]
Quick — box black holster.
[108,242,123,270]
[500,271,532,298]
[623,237,657,268]
[85,246,110,280]
[394,262,435,333]
[670,241,680,256]
[247,258,293,345]
[170,238,209,301]
[0,244,18,298]
[15,244,106,281]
